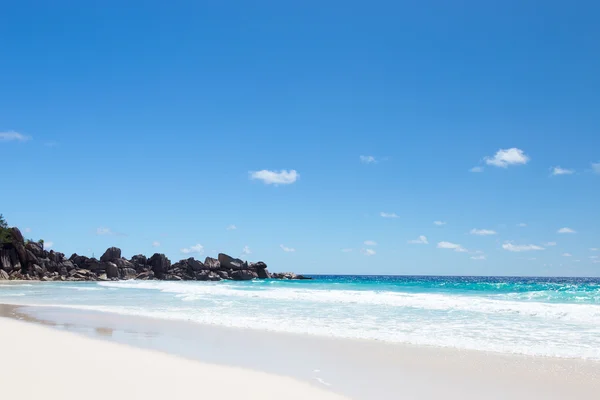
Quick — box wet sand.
[2,303,599,399]
[0,305,349,400]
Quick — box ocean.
[1,275,600,360]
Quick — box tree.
[0,214,11,243]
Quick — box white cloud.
[437,241,468,253]
[590,256,599,259]
[280,244,296,252]
[591,248,599,251]
[364,240,377,246]
[24,227,32,233]
[0,131,31,142]
[44,241,54,249]
[562,253,572,257]
[242,245,251,255]
[551,166,574,176]
[557,227,576,234]
[226,225,237,230]
[152,241,160,247]
[591,162,600,174]
[517,223,527,227]
[470,228,497,236]
[484,148,530,168]
[380,212,399,219]
[470,255,486,260]
[359,155,377,164]
[96,227,118,236]
[249,169,298,185]
[433,221,446,226]
[408,235,428,244]
[361,248,376,256]
[341,248,353,253]
[181,244,204,254]
[502,243,545,252]
[469,166,484,173]
[544,242,557,246]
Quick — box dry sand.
[2,304,600,399]
[0,317,349,400]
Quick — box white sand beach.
[2,304,600,400]
[0,316,349,400]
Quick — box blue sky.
[2,1,599,276]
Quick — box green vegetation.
[0,215,45,246]
[0,214,11,244]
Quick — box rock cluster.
[0,227,310,281]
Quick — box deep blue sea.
[2,275,600,360]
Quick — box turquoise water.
[1,275,600,360]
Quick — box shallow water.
[1,275,600,360]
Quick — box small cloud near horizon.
[181,244,204,254]
[470,255,486,260]
[517,223,527,227]
[469,166,484,173]
[470,228,497,236]
[152,241,160,247]
[242,245,251,255]
[361,248,376,256]
[433,221,446,226]
[226,225,237,230]
[44,241,54,249]
[437,241,467,253]
[24,227,32,233]
[557,227,576,234]
[0,131,31,142]
[280,244,296,252]
[380,212,399,218]
[408,235,428,244]
[96,227,126,236]
[484,148,530,168]
[502,242,544,252]
[544,242,557,246]
[359,155,377,164]
[341,248,353,253]
[591,162,600,174]
[364,240,377,246]
[551,166,575,176]
[562,253,572,257]
[249,169,298,185]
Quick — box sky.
[1,1,600,276]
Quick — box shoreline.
[2,302,600,399]
[0,309,349,400]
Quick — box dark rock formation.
[149,253,171,279]
[106,262,119,279]
[204,257,220,270]
[26,241,44,258]
[271,272,311,280]
[231,270,258,280]
[218,253,247,270]
[100,247,121,262]
[0,226,309,282]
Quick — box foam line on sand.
[0,317,349,400]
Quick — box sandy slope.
[0,317,349,400]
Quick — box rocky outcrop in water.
[0,227,310,282]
